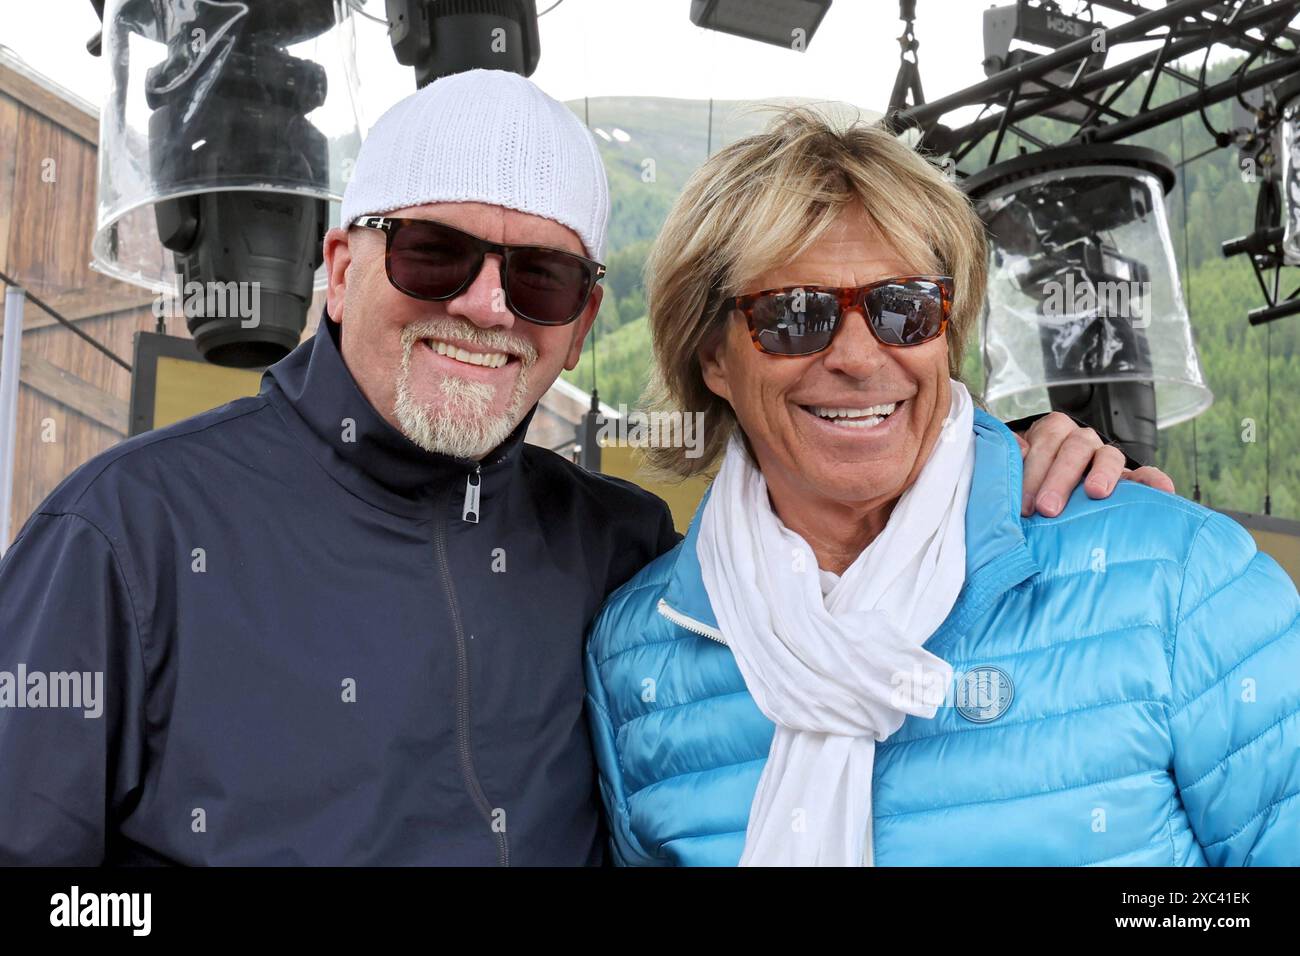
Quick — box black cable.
[580,91,596,397]
[538,0,564,15]
[1233,11,1289,114]
[1265,276,1274,515]
[0,269,133,371]
[1196,40,1226,144]
[1175,142,1219,168]
[707,97,714,157]
[1177,114,1201,502]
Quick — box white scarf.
[697,380,975,866]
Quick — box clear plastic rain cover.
[93,0,362,291]
[976,164,1212,428]
[1282,96,1300,266]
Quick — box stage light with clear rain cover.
[93,0,363,367]
[963,145,1211,463]
[689,0,831,49]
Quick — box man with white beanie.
[0,69,1160,866]
[0,70,674,866]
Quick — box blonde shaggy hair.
[641,106,988,479]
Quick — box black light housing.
[386,0,541,87]
[982,0,1107,122]
[91,0,359,368]
[689,0,832,50]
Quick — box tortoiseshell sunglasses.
[719,275,953,356]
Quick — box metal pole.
[1087,53,1300,143]
[576,390,603,472]
[0,285,25,555]
[1088,0,1300,51]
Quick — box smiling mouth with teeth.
[423,339,512,369]
[805,401,900,428]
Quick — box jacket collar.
[261,307,536,517]
[661,409,1040,649]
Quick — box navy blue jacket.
[0,312,677,865]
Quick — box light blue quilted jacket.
[585,410,1300,866]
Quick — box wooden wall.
[2,51,139,547]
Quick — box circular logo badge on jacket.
[956,666,1014,723]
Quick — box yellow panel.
[599,445,711,535]
[1245,528,1300,587]
[153,356,263,429]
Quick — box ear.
[323,227,354,322]
[697,318,734,404]
[562,284,603,371]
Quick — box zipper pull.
[462,465,481,523]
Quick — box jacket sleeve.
[583,604,665,867]
[601,490,681,598]
[1167,510,1300,865]
[0,511,148,864]
[1002,410,1143,469]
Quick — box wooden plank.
[19,351,129,435]
[43,286,157,324]
[0,289,157,338]
[10,108,62,291]
[0,51,98,146]
[0,94,18,275]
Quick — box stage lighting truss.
[886,0,1300,327]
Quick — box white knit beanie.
[340,69,610,262]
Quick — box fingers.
[1020,417,1068,515]
[1015,431,1030,459]
[1082,445,1129,499]
[1020,412,1093,516]
[1121,465,1176,494]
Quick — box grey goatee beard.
[393,318,537,460]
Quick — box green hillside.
[562,62,1298,518]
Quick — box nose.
[820,306,888,379]
[444,253,516,332]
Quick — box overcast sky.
[1,0,1218,135]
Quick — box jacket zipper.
[434,488,509,866]
[462,465,481,523]
[656,598,727,645]
[460,450,510,523]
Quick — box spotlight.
[1222,74,1300,326]
[982,0,1106,122]
[964,144,1212,464]
[92,0,362,367]
[385,0,541,88]
[689,0,832,50]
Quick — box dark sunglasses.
[352,216,606,326]
[719,275,953,356]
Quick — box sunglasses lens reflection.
[746,280,949,355]
[865,280,947,346]
[751,290,839,356]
